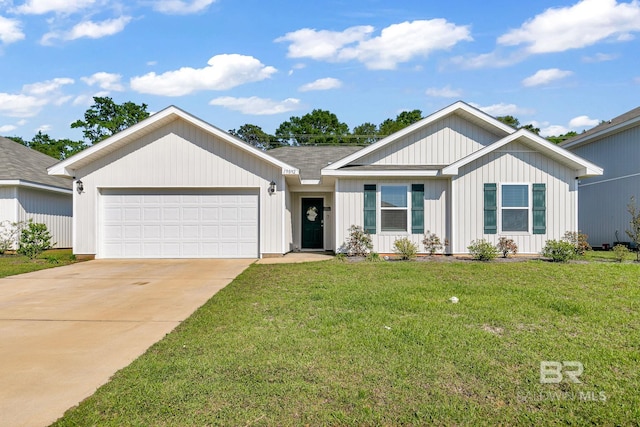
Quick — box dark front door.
[301,198,324,249]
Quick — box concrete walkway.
[0,259,252,427]
[256,252,334,264]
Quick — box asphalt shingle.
[0,137,72,189]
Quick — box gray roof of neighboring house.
[0,137,73,190]
[563,106,640,145]
[269,145,365,180]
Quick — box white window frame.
[499,183,531,234]
[379,184,410,234]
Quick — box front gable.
[350,112,505,167]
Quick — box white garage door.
[100,189,258,258]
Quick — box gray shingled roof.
[563,106,640,145]
[269,145,365,180]
[0,137,72,190]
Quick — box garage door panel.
[101,190,258,258]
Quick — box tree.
[547,131,577,144]
[378,110,422,136]
[229,124,274,150]
[351,122,379,144]
[626,196,640,262]
[275,109,349,145]
[7,132,86,160]
[521,123,541,135]
[496,115,520,129]
[71,97,150,145]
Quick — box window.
[501,184,529,232]
[381,185,408,232]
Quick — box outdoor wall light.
[268,181,276,195]
[76,179,84,194]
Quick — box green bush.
[542,239,576,262]
[496,237,518,258]
[393,237,418,260]
[467,239,498,261]
[613,244,629,263]
[334,252,347,262]
[366,252,382,262]
[17,221,52,259]
[345,225,373,257]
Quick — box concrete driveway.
[0,259,253,427]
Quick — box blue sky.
[1,0,639,141]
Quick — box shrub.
[467,239,498,261]
[562,231,592,256]
[17,220,53,259]
[541,239,576,262]
[613,244,629,263]
[0,220,23,254]
[366,252,382,262]
[496,237,518,258]
[626,196,640,262]
[393,237,418,260]
[334,252,346,262]
[345,225,373,257]
[422,231,448,255]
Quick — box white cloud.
[522,68,573,87]
[81,72,124,91]
[569,115,599,128]
[582,52,619,62]
[0,15,25,44]
[299,77,342,92]
[131,54,277,96]
[22,77,74,95]
[0,93,49,117]
[41,16,131,44]
[472,102,535,117]
[425,85,462,98]
[209,96,301,115]
[0,124,17,132]
[498,0,640,54]
[277,19,472,70]
[540,124,570,137]
[276,26,373,61]
[153,0,216,14]
[36,124,51,132]
[13,0,96,14]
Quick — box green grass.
[54,260,640,426]
[0,249,78,278]
[583,248,638,263]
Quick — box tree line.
[4,98,583,160]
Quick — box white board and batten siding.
[356,114,502,166]
[452,141,578,254]
[74,118,285,258]
[335,178,448,254]
[0,186,72,249]
[567,125,640,247]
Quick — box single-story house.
[562,106,640,248]
[0,136,73,248]
[48,101,602,259]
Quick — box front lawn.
[0,249,78,278]
[54,260,639,426]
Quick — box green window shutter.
[411,184,424,234]
[532,183,546,235]
[364,184,376,234]
[484,183,497,234]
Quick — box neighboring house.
[48,102,602,259]
[0,137,73,248]
[562,106,640,248]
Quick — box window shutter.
[484,183,497,234]
[411,184,424,234]
[532,183,546,235]
[364,184,376,234]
